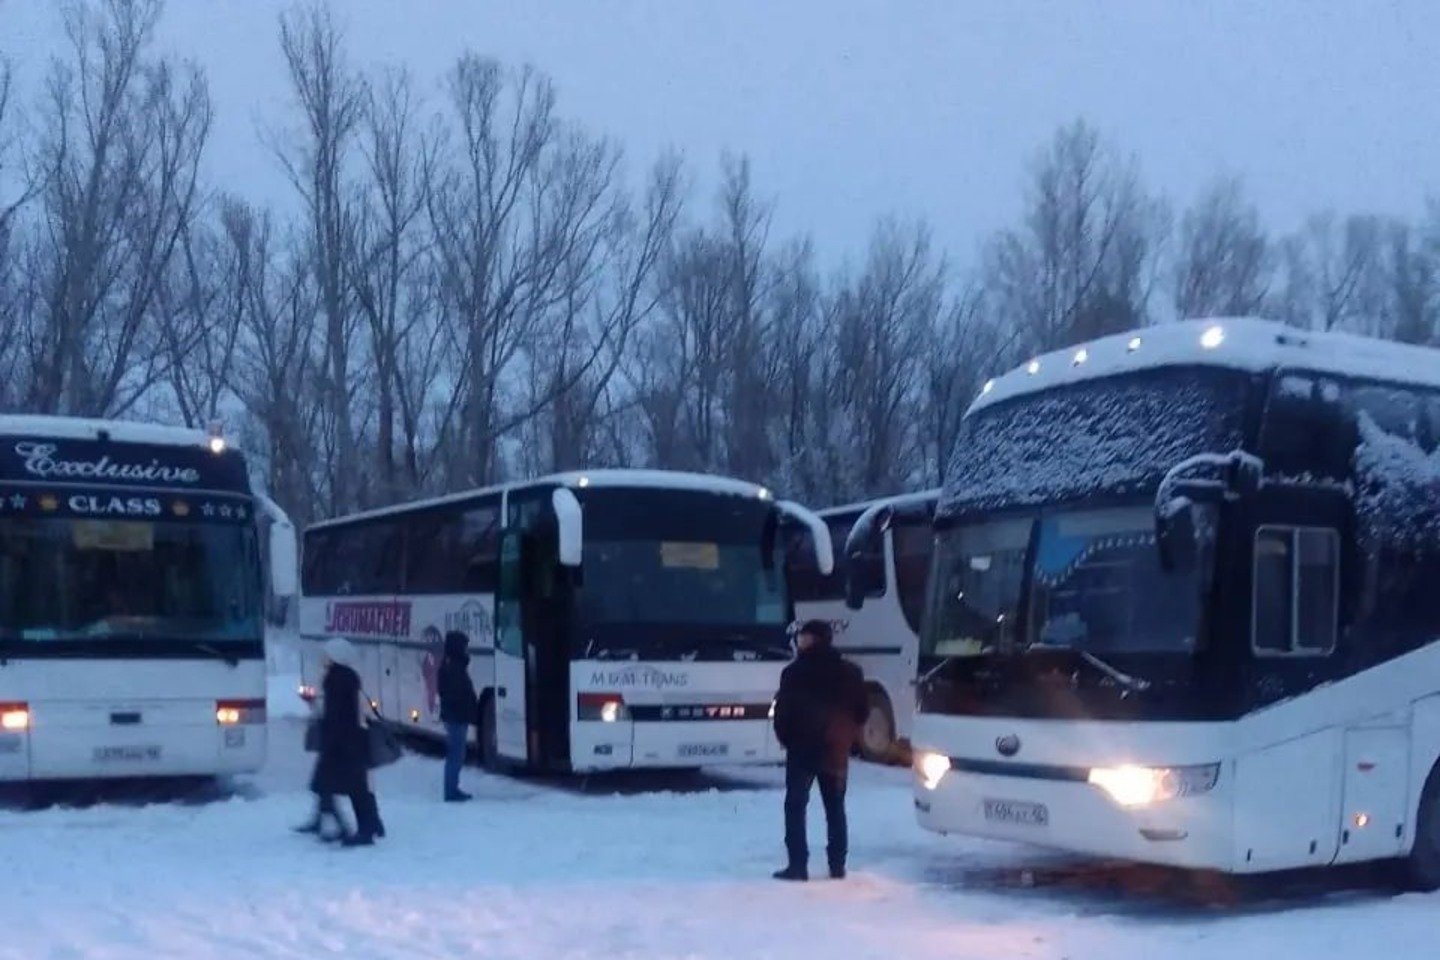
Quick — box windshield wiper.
[1025,641,1151,693]
[194,642,240,667]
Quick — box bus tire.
[478,693,503,773]
[1405,764,1440,892]
[859,687,898,765]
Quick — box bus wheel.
[479,695,503,773]
[1405,766,1440,891]
[859,688,897,765]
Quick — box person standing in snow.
[438,629,478,802]
[297,638,386,846]
[771,620,869,881]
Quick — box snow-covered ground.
[1,672,1436,960]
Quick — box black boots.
[771,860,846,882]
[444,789,473,803]
[342,791,384,846]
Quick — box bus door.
[494,531,530,763]
[495,524,575,768]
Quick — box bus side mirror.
[269,521,299,597]
[1156,497,1198,573]
[552,488,583,568]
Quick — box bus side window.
[892,523,933,634]
[1253,526,1339,656]
[460,506,500,593]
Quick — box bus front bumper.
[913,752,1235,872]
[571,718,782,772]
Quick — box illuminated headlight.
[768,699,776,719]
[208,436,227,455]
[578,692,628,722]
[1200,325,1225,350]
[0,704,30,731]
[915,751,951,791]
[1087,763,1219,807]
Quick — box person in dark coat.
[772,619,869,881]
[438,630,478,802]
[298,638,385,846]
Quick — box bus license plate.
[983,798,1048,827]
[94,745,162,763]
[678,743,728,759]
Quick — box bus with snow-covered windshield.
[787,491,937,762]
[299,470,833,774]
[0,416,297,781]
[910,318,1440,889]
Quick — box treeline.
[1,0,1436,525]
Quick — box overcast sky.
[5,0,1440,269]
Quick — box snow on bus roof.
[969,317,1440,416]
[0,414,214,448]
[307,469,776,531]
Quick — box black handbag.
[363,696,403,769]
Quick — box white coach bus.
[299,470,833,774]
[787,491,937,762]
[911,318,1440,888]
[0,416,297,781]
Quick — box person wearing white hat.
[295,638,385,845]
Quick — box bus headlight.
[1087,763,1219,807]
[578,692,628,723]
[0,704,30,731]
[915,751,951,791]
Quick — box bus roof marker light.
[981,379,995,395]
[1073,348,1089,366]
[576,476,591,488]
[1128,336,1142,352]
[1026,360,1041,375]
[757,486,773,502]
[206,419,226,454]
[1200,325,1226,350]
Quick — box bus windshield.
[923,506,1204,658]
[580,540,785,626]
[0,517,261,644]
[573,487,790,658]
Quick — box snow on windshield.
[1355,413,1440,554]
[940,368,1251,518]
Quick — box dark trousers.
[784,759,848,870]
[444,722,468,797]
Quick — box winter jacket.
[310,663,370,796]
[438,633,479,725]
[773,643,869,774]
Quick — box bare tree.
[524,151,683,473]
[983,119,1164,353]
[28,0,212,416]
[921,288,1005,488]
[349,66,430,503]
[153,198,255,426]
[1272,211,1383,333]
[826,218,942,498]
[274,1,365,513]
[428,56,611,486]
[233,215,326,526]
[1173,177,1271,318]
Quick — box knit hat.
[324,637,358,668]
